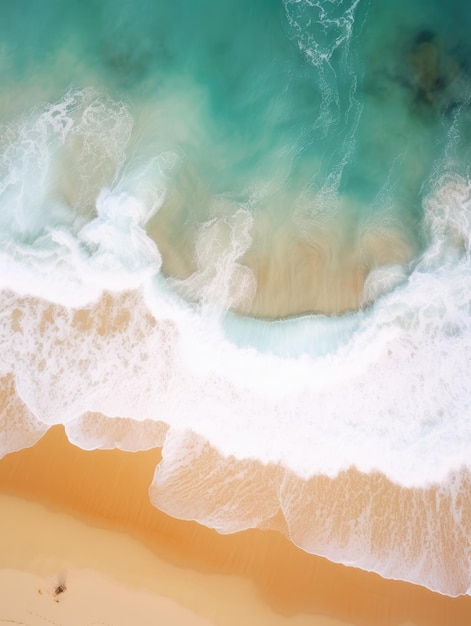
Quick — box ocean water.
[1,0,471,596]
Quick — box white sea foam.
[283,0,362,143]
[0,92,470,485]
[283,0,361,67]
[2,168,470,486]
[0,89,175,305]
[170,208,256,314]
[1,91,471,595]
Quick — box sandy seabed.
[0,427,470,626]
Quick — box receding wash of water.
[1,0,471,597]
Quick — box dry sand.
[0,496,333,626]
[0,426,470,626]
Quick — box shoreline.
[0,426,470,625]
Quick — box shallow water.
[1,0,471,597]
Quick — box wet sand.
[0,426,470,626]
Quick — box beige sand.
[147,189,414,317]
[0,495,344,626]
[0,427,470,626]
[0,563,213,626]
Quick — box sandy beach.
[0,426,470,626]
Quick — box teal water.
[0,0,469,300]
[2,0,471,315]
[1,0,471,597]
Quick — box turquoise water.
[1,0,471,596]
[2,0,471,316]
[2,0,469,261]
